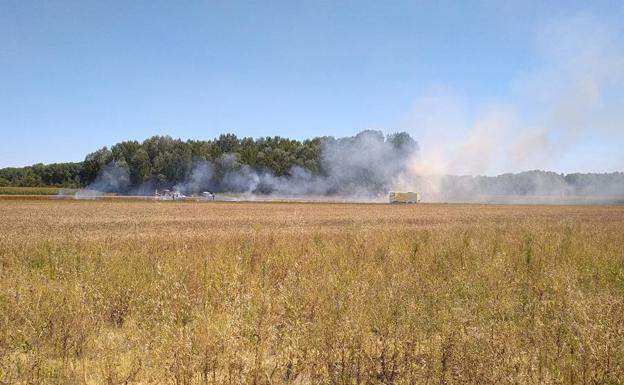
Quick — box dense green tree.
[111,141,141,164]
[18,169,43,187]
[0,131,423,192]
[81,147,112,185]
[129,149,151,185]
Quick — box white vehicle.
[155,189,186,200]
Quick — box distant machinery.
[201,191,215,200]
[389,191,421,204]
[155,189,186,200]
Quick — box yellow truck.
[389,191,421,204]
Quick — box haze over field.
[2,128,624,203]
[1,2,623,202]
[75,132,624,203]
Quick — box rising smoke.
[78,14,624,203]
[390,13,624,202]
[404,14,624,177]
[77,130,624,203]
[171,130,419,199]
[76,161,130,198]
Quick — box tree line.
[0,132,414,191]
[2,131,622,199]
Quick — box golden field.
[0,199,623,384]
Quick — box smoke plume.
[164,130,419,199]
[77,14,624,203]
[76,161,130,198]
[396,13,624,202]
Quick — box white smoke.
[74,15,624,203]
[75,161,130,198]
[193,131,418,199]
[173,160,214,194]
[399,13,624,200]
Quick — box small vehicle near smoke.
[389,191,421,204]
[201,191,215,200]
[155,189,186,200]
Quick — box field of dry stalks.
[1,199,623,385]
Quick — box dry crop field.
[1,199,623,385]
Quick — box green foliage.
[0,132,416,192]
[0,164,82,189]
[0,186,79,195]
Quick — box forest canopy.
[1,131,622,199]
[0,131,415,193]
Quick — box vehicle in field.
[155,189,186,200]
[389,191,421,203]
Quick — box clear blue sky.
[1,0,623,172]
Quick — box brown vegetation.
[1,200,623,384]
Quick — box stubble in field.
[0,200,623,384]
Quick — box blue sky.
[1,0,623,173]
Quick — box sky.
[1,0,623,174]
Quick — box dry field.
[0,199,623,385]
